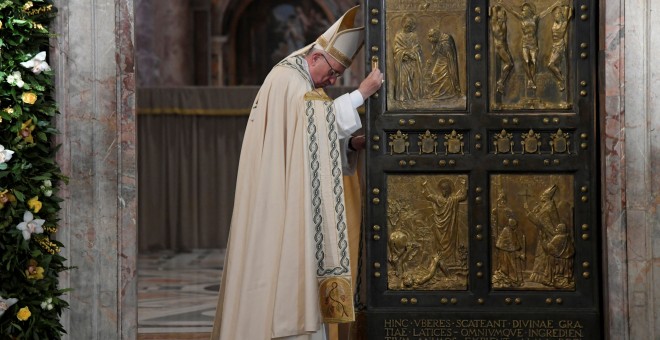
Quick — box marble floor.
[138,248,224,339]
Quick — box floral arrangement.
[0,0,68,338]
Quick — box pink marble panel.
[118,0,138,339]
[52,0,137,338]
[601,0,628,338]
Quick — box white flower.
[41,180,53,196]
[16,211,45,240]
[0,145,14,164]
[40,298,53,310]
[6,71,24,88]
[20,51,51,74]
[0,296,18,317]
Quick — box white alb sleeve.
[334,90,364,174]
[333,90,364,139]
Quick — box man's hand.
[358,68,384,99]
[349,135,366,151]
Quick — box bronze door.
[364,0,601,338]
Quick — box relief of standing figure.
[544,222,575,288]
[422,178,467,266]
[524,184,574,288]
[423,29,462,100]
[493,217,526,288]
[498,0,558,90]
[393,15,423,101]
[490,5,515,94]
[547,3,573,91]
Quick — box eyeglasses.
[319,54,342,79]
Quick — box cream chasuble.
[211,55,361,340]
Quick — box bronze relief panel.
[490,174,575,290]
[365,0,600,334]
[387,174,469,290]
[385,0,467,111]
[489,0,574,110]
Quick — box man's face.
[404,20,414,32]
[553,8,564,21]
[310,52,345,88]
[522,5,531,16]
[440,182,452,197]
[427,29,438,43]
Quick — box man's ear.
[310,52,320,64]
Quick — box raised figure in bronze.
[423,178,467,266]
[499,0,558,90]
[393,15,423,101]
[493,217,526,288]
[490,5,514,94]
[524,184,575,289]
[423,29,462,100]
[387,176,468,290]
[491,192,514,232]
[387,200,448,289]
[544,222,575,288]
[547,3,573,91]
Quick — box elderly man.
[211,6,383,340]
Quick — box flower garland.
[0,0,68,338]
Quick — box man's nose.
[329,77,337,85]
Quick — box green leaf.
[31,174,52,181]
[37,131,47,142]
[21,161,33,170]
[13,104,23,116]
[13,190,25,202]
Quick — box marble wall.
[49,0,659,338]
[601,0,627,336]
[52,0,137,339]
[605,0,660,338]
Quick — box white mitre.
[314,5,365,68]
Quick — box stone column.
[622,0,660,338]
[212,35,228,86]
[602,0,660,339]
[52,0,137,339]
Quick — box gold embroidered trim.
[304,88,332,102]
[318,277,355,323]
[315,37,352,68]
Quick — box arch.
[222,0,336,85]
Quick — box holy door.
[364,0,601,338]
